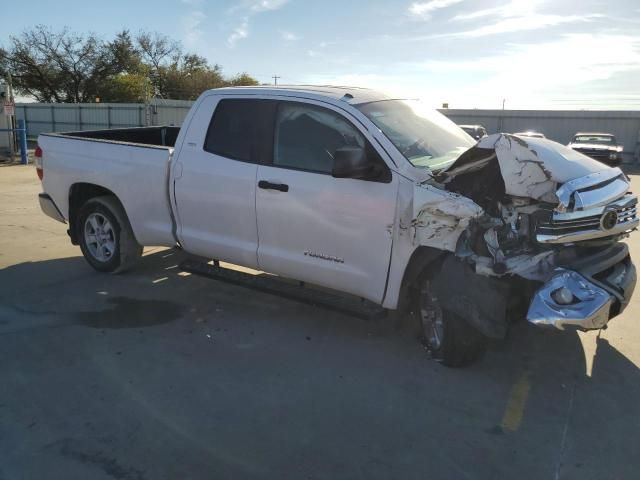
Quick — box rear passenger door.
[173,96,276,268]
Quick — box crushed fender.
[412,183,484,252]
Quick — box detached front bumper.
[527,244,636,330]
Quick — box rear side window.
[204,99,276,163]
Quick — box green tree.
[0,47,8,79]
[101,73,150,103]
[135,31,181,99]
[3,26,123,102]
[229,72,260,87]
[1,26,260,102]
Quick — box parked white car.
[36,86,638,366]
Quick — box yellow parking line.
[501,372,531,432]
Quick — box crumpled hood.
[441,133,612,204]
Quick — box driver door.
[255,100,398,303]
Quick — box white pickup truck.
[36,86,638,366]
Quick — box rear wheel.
[417,277,486,367]
[77,196,142,273]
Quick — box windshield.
[573,135,616,144]
[356,100,475,171]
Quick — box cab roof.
[207,85,396,105]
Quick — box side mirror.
[332,147,374,179]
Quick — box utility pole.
[272,75,280,87]
[6,72,15,157]
[499,98,506,132]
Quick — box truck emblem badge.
[600,209,619,231]
[304,251,344,264]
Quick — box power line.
[272,75,281,87]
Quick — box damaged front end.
[415,133,638,335]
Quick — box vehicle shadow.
[479,317,640,479]
[1,250,640,479]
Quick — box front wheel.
[77,196,142,274]
[417,277,486,367]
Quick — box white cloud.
[304,33,640,109]
[227,19,249,47]
[449,13,599,37]
[180,0,206,48]
[280,30,299,41]
[248,0,289,12]
[452,0,542,21]
[448,0,603,37]
[225,0,290,47]
[409,0,463,19]
[414,34,640,107]
[181,10,206,47]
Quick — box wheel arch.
[68,183,130,245]
[396,246,447,315]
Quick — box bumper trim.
[527,269,612,330]
[536,219,638,244]
[527,243,636,330]
[39,193,66,223]
[536,194,638,244]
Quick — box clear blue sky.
[4,0,640,109]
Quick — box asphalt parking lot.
[1,163,640,480]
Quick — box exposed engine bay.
[411,133,638,337]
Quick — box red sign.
[3,101,15,116]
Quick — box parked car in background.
[459,124,487,140]
[514,131,545,138]
[568,132,623,165]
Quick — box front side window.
[204,99,275,163]
[356,100,475,171]
[274,102,365,174]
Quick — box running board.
[179,259,387,320]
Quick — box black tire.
[416,277,486,367]
[77,196,142,274]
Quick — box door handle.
[258,180,289,192]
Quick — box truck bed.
[55,126,181,147]
[38,126,180,248]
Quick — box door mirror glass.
[332,147,374,179]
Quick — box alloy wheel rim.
[84,213,116,262]
[419,283,445,351]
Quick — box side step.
[179,259,387,320]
